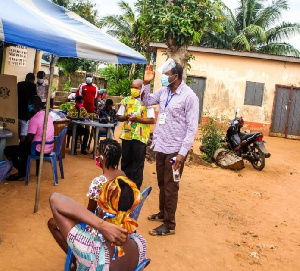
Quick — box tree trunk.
[166,38,189,82]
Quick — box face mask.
[37,78,44,84]
[76,102,83,109]
[95,155,103,169]
[28,104,35,112]
[161,74,176,87]
[86,77,93,84]
[131,88,140,98]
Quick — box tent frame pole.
[34,54,55,213]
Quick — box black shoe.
[81,151,88,155]
[6,173,25,181]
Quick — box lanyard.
[165,89,175,109]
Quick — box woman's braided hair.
[99,139,121,169]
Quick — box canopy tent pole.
[34,54,55,213]
[33,50,41,78]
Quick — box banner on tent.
[0,74,18,146]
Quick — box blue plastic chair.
[0,160,13,243]
[135,259,151,271]
[131,186,152,220]
[64,186,152,271]
[25,127,67,186]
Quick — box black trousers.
[121,139,146,190]
[68,125,89,152]
[4,142,31,175]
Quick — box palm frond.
[118,0,136,23]
[232,33,251,51]
[254,0,288,29]
[99,15,131,38]
[258,42,300,57]
[266,22,300,43]
[244,24,266,43]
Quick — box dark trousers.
[4,142,31,175]
[156,152,185,230]
[121,139,146,190]
[68,125,89,152]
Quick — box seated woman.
[48,139,126,253]
[49,140,147,270]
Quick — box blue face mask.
[161,74,170,87]
[86,77,93,84]
[28,104,34,112]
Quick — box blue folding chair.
[0,160,13,243]
[64,186,152,271]
[25,127,67,186]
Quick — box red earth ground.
[0,126,299,270]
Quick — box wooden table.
[0,129,13,161]
[70,120,114,158]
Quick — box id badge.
[159,112,167,125]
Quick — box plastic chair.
[99,121,119,141]
[131,186,152,220]
[135,259,151,271]
[87,121,119,150]
[0,160,13,243]
[64,186,152,271]
[25,127,67,186]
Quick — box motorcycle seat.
[239,132,260,141]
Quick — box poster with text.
[0,74,18,146]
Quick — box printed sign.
[8,46,27,66]
[0,74,18,146]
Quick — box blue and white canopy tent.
[0,0,146,212]
[0,0,146,64]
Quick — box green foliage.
[100,64,143,96]
[51,0,101,72]
[198,113,226,162]
[63,80,71,92]
[59,103,73,112]
[52,84,57,92]
[201,0,300,57]
[137,0,223,47]
[99,1,151,61]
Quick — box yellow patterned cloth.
[67,105,88,119]
[97,176,142,258]
[119,96,151,144]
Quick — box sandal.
[148,212,164,222]
[6,173,25,181]
[149,224,175,236]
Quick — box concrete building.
[151,43,300,138]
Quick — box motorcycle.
[225,108,271,171]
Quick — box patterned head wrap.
[97,176,142,258]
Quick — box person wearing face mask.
[140,60,199,237]
[66,96,90,155]
[4,96,54,181]
[17,73,37,141]
[76,72,100,118]
[36,71,49,107]
[47,139,135,268]
[117,79,155,190]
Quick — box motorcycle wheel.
[250,145,265,171]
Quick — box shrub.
[198,113,226,162]
[100,64,144,96]
[59,103,73,113]
[63,80,71,92]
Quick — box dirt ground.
[0,125,300,271]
